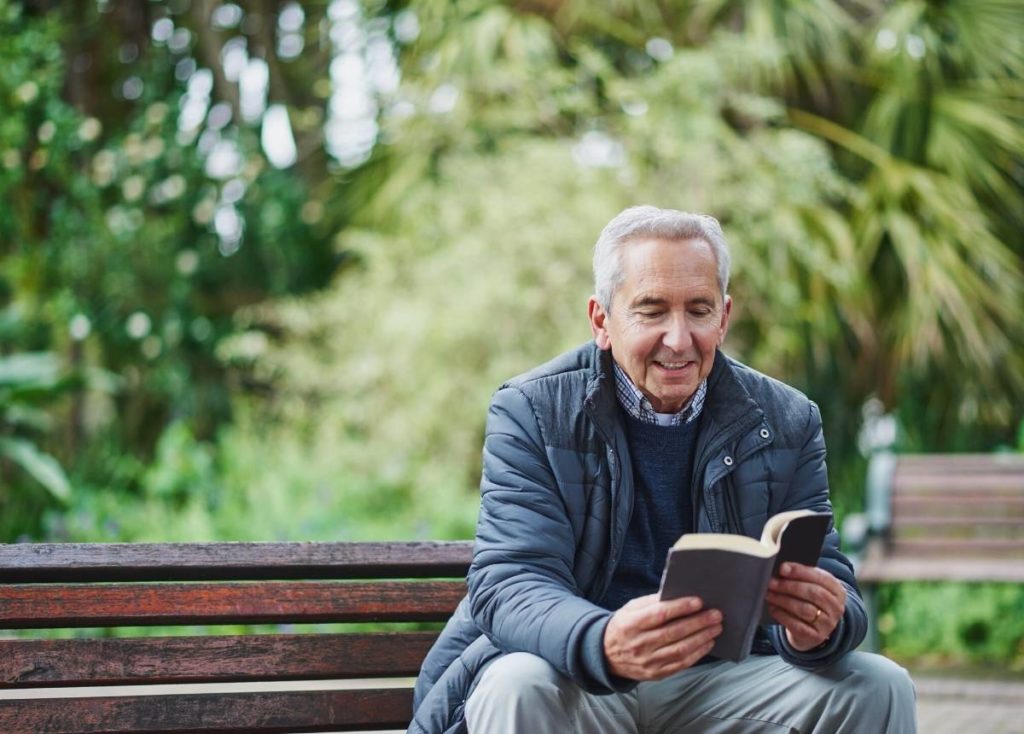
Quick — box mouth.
[653,360,694,373]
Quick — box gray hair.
[593,205,731,310]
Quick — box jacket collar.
[583,344,620,439]
[585,344,763,431]
[703,349,765,429]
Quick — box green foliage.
[53,407,477,543]
[0,0,342,539]
[30,0,1019,548]
[141,421,217,505]
[0,436,69,501]
[0,350,73,494]
[877,582,1024,670]
[0,346,80,539]
[221,95,852,536]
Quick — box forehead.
[616,237,720,302]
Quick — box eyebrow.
[630,295,668,309]
[629,294,717,309]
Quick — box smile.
[654,361,692,371]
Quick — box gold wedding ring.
[813,607,822,623]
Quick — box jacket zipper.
[693,413,765,532]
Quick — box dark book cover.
[758,512,833,624]
[658,511,832,662]
[660,548,772,662]
[770,512,833,574]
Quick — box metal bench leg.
[862,583,880,653]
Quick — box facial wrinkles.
[623,296,720,334]
[592,236,728,413]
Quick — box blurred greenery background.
[1,0,1022,670]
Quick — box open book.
[658,509,832,663]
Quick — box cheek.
[695,329,722,355]
[629,332,663,361]
[619,322,655,352]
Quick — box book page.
[672,532,775,558]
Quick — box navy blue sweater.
[601,412,700,610]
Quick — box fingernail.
[711,610,722,622]
[782,563,792,574]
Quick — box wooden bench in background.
[0,540,473,733]
[844,452,1024,649]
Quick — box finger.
[777,572,843,608]
[768,575,842,612]
[608,616,720,682]
[621,608,719,662]
[648,625,722,678]
[765,591,822,625]
[630,638,716,682]
[621,593,661,610]
[767,591,842,643]
[641,608,722,654]
[767,604,823,646]
[628,595,704,631]
[778,564,845,599]
[775,586,843,627]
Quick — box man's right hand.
[603,594,722,681]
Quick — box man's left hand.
[765,563,846,651]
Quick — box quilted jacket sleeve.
[767,400,868,666]
[467,385,626,693]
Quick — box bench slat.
[892,454,1024,473]
[0,541,474,583]
[857,555,1024,583]
[0,580,465,628]
[886,538,1024,555]
[893,477,1024,491]
[1,632,437,688]
[0,688,413,733]
[892,496,1024,513]
[891,516,1024,527]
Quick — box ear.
[588,296,612,350]
[718,295,733,346]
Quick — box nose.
[661,313,693,353]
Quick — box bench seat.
[851,452,1024,584]
[0,540,473,733]
[844,452,1024,650]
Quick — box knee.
[471,652,565,704]
[466,652,571,731]
[839,652,916,711]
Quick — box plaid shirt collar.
[612,360,707,426]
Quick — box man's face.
[588,237,731,413]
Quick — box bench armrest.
[841,512,870,571]
[842,512,869,553]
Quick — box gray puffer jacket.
[408,343,866,733]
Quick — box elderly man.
[409,206,916,733]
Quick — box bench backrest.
[0,540,473,733]
[860,453,1024,582]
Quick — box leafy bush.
[877,582,1024,670]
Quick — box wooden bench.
[844,452,1024,648]
[0,540,473,733]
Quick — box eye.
[636,309,664,319]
